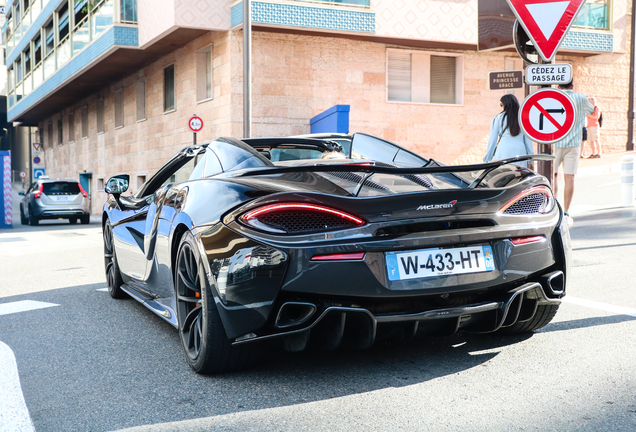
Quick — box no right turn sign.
[520,88,576,144]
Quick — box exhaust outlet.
[543,271,565,296]
[275,302,317,329]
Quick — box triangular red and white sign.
[506,0,586,61]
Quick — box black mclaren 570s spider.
[102,133,570,374]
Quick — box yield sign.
[506,0,586,61]
[520,88,576,144]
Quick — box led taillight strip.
[499,186,552,213]
[311,252,366,261]
[241,203,365,226]
[510,235,545,245]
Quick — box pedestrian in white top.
[483,94,534,169]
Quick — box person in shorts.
[586,97,601,158]
[553,81,594,224]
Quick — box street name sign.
[489,70,524,90]
[519,88,575,143]
[506,0,586,62]
[525,63,572,85]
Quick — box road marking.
[0,342,35,432]
[96,288,109,292]
[563,296,636,318]
[0,300,59,317]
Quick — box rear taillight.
[239,203,365,235]
[499,186,554,215]
[311,252,366,261]
[510,235,545,245]
[79,183,88,198]
[34,184,43,199]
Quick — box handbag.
[598,112,603,127]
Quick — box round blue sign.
[33,156,41,164]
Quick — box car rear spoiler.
[235,154,555,188]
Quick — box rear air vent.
[375,220,495,237]
[502,193,547,215]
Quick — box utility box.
[1,150,12,229]
[310,105,350,134]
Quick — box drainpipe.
[243,0,252,139]
[628,0,636,151]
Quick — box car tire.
[20,207,28,225]
[175,231,261,374]
[81,215,90,224]
[69,218,77,224]
[103,221,126,299]
[497,304,560,334]
[28,207,39,226]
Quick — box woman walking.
[483,94,534,168]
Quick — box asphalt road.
[1,171,636,432]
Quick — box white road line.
[0,342,35,432]
[0,300,59,317]
[96,288,109,292]
[563,296,636,318]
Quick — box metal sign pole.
[243,0,252,139]
[627,0,636,151]
[537,61,554,187]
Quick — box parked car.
[20,178,90,225]
[102,133,569,374]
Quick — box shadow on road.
[0,282,532,432]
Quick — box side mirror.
[18,191,25,196]
[105,175,130,199]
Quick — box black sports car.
[102,133,570,374]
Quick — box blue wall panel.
[8,26,139,121]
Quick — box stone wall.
[37,28,633,214]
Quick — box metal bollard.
[621,155,635,207]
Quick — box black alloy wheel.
[28,206,38,226]
[103,221,126,299]
[81,214,90,224]
[69,218,77,224]
[20,206,28,225]
[175,231,260,374]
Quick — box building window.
[136,175,146,191]
[121,0,138,23]
[58,3,70,41]
[57,118,63,145]
[136,78,146,121]
[47,122,53,147]
[196,46,213,102]
[387,50,463,105]
[97,99,104,133]
[573,0,610,30]
[82,106,88,138]
[114,89,124,128]
[164,64,175,112]
[69,112,75,142]
[44,19,54,56]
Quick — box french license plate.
[386,245,495,281]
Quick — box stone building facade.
[3,0,630,213]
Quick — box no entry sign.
[520,88,576,144]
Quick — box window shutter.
[136,79,146,121]
[430,55,456,104]
[388,51,412,102]
[114,90,124,128]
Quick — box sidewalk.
[576,150,632,177]
[559,150,635,216]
